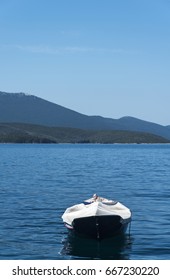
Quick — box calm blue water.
[0,144,170,260]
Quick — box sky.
[0,0,170,125]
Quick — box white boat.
[62,194,132,239]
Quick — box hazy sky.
[0,0,170,125]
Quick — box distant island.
[0,123,169,144]
[0,91,170,144]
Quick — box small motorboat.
[62,194,132,239]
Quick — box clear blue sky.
[0,0,170,125]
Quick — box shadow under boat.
[60,232,132,260]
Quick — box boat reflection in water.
[60,232,132,260]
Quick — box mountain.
[0,91,170,140]
[0,91,119,130]
[117,116,170,140]
[0,123,169,143]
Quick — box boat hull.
[71,215,130,239]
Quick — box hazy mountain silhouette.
[0,91,170,140]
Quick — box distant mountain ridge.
[0,91,170,140]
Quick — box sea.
[0,143,170,260]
